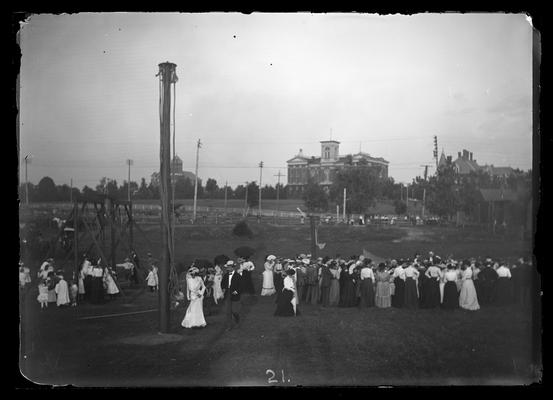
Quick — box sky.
[18,12,534,189]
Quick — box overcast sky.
[18,12,533,189]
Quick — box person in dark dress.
[417,263,428,308]
[275,269,298,317]
[492,262,513,305]
[478,262,498,306]
[442,264,459,310]
[391,260,405,308]
[273,259,284,304]
[422,262,442,308]
[238,257,256,296]
[339,262,357,307]
[319,262,333,307]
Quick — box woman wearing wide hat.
[181,266,207,329]
[275,268,299,317]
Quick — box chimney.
[447,156,452,163]
[463,149,469,160]
[299,149,303,157]
[470,152,473,161]
[457,152,462,159]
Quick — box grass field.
[18,222,540,387]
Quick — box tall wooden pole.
[24,155,31,205]
[343,188,346,222]
[74,202,79,279]
[422,188,426,218]
[224,181,228,215]
[310,215,317,259]
[193,139,201,222]
[244,181,248,217]
[258,161,263,219]
[157,61,176,333]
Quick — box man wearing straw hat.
[221,260,243,331]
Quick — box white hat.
[302,259,310,265]
[225,260,235,267]
[267,255,276,261]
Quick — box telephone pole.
[224,181,228,215]
[420,164,431,181]
[70,178,73,203]
[157,61,177,334]
[258,161,263,218]
[193,139,201,222]
[433,135,439,170]
[244,181,249,217]
[274,171,285,213]
[127,159,133,202]
[24,154,31,205]
[343,187,347,223]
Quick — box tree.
[205,178,218,199]
[394,199,407,215]
[329,167,381,214]
[261,184,276,200]
[37,177,57,201]
[137,178,151,199]
[426,161,459,218]
[246,182,259,208]
[302,179,328,212]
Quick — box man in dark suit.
[221,260,243,330]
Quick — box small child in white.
[37,280,49,309]
[69,279,79,307]
[146,266,158,292]
[55,274,71,307]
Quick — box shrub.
[232,220,253,238]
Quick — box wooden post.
[110,200,116,270]
[343,188,346,223]
[310,215,317,259]
[128,203,134,251]
[74,202,78,279]
[157,61,177,333]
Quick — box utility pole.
[244,181,249,217]
[157,61,177,334]
[406,184,409,214]
[24,154,31,205]
[420,164,431,181]
[127,159,133,202]
[224,181,228,215]
[422,188,426,218]
[274,171,285,214]
[400,183,403,201]
[433,135,439,170]
[193,139,201,222]
[258,161,263,219]
[70,178,73,203]
[343,187,346,223]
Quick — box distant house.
[438,148,516,179]
[474,188,529,229]
[286,140,389,198]
[150,155,199,187]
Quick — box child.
[146,266,158,292]
[69,279,79,307]
[104,267,120,299]
[37,280,49,309]
[55,274,71,307]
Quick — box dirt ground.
[18,223,541,387]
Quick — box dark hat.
[286,268,296,276]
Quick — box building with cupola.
[286,140,389,198]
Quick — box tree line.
[18,175,288,205]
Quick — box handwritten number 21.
[266,369,286,383]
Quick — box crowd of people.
[177,251,535,329]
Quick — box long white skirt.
[182,296,206,328]
[213,276,224,304]
[439,282,445,303]
[261,270,276,296]
[459,279,480,310]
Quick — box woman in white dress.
[103,268,120,299]
[54,275,70,307]
[459,264,480,310]
[212,264,224,304]
[261,255,277,296]
[182,267,207,328]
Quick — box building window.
[324,147,330,159]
